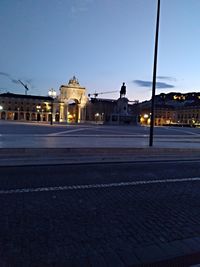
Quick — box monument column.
[66,104,68,123]
[59,103,64,122]
[78,104,81,123]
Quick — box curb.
[1,148,200,167]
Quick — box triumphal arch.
[58,76,88,123]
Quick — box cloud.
[157,76,177,82]
[133,80,175,89]
[0,71,34,89]
[70,0,93,15]
[0,72,19,84]
[0,72,10,77]
[11,79,20,84]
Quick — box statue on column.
[120,82,126,98]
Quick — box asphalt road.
[1,160,200,266]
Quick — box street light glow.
[48,88,56,125]
[48,88,57,98]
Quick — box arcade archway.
[59,76,88,123]
[66,99,79,123]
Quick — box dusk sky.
[1,0,200,102]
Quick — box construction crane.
[18,80,29,95]
[88,90,118,98]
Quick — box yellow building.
[138,92,200,127]
[0,93,54,122]
[0,76,139,125]
[58,76,88,123]
[0,76,88,123]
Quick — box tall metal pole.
[48,89,56,125]
[149,0,160,147]
[51,99,53,125]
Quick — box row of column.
[0,104,86,123]
[59,103,86,123]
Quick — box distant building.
[0,76,88,124]
[58,76,88,123]
[138,92,200,126]
[0,76,138,125]
[0,93,53,122]
[86,97,138,124]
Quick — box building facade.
[0,76,138,125]
[58,76,88,123]
[0,76,88,124]
[0,93,54,122]
[138,92,200,126]
[86,97,138,124]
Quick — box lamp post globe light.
[48,88,57,125]
[48,88,57,98]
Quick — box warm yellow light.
[144,114,149,119]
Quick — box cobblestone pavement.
[1,162,200,266]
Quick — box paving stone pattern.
[1,181,200,266]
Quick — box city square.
[2,0,200,266]
[0,121,200,265]
[1,120,200,149]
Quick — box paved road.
[1,120,200,136]
[1,121,200,148]
[1,161,200,266]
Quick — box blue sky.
[0,0,200,102]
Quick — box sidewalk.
[0,147,200,166]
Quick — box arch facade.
[58,76,88,123]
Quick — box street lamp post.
[51,100,53,125]
[36,105,41,121]
[17,107,20,121]
[48,88,57,125]
[149,0,160,147]
[42,109,44,121]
